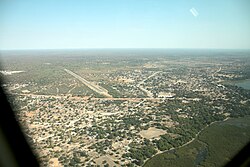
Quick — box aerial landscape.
[1,0,250,166]
[0,49,250,167]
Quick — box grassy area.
[144,116,250,167]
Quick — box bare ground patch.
[139,127,167,139]
[94,155,116,167]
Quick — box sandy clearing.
[139,127,167,139]
[48,158,63,167]
[94,155,116,167]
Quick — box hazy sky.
[0,0,250,50]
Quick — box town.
[1,50,250,166]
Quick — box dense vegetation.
[144,116,250,167]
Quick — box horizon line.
[1,47,250,51]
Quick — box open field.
[139,127,167,139]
